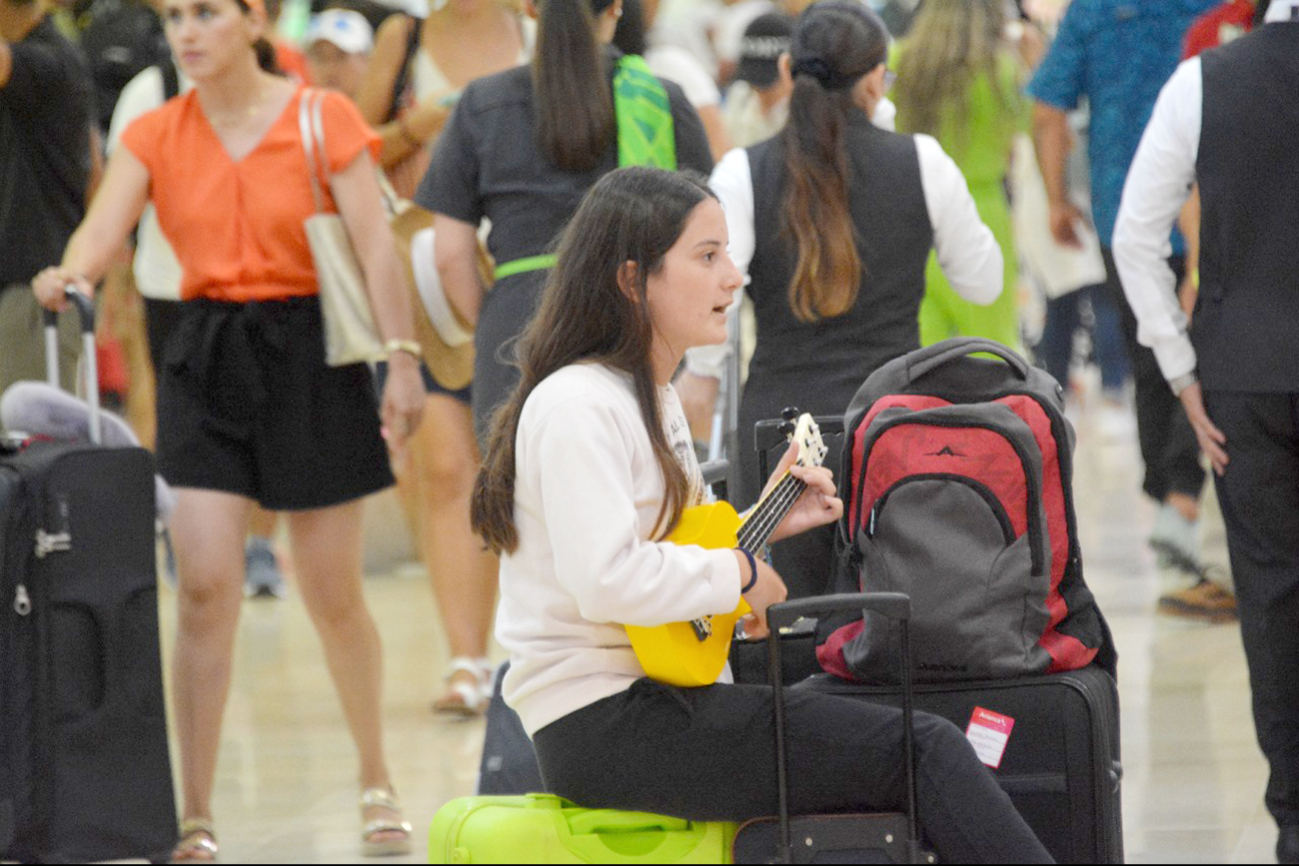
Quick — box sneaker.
[1158,579,1238,624]
[1149,503,1201,573]
[245,537,286,599]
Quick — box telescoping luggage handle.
[766,592,922,865]
[41,287,101,445]
[905,337,1031,386]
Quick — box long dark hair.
[534,0,616,172]
[779,1,888,323]
[472,167,715,555]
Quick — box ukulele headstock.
[784,410,828,470]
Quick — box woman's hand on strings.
[765,442,843,544]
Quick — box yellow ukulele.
[626,413,829,687]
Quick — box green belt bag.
[492,55,678,282]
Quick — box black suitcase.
[0,292,177,863]
[805,667,1124,864]
[733,593,934,865]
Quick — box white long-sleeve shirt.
[1114,1,1299,384]
[1111,58,1203,383]
[686,135,1003,378]
[497,363,743,736]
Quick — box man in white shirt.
[1113,3,1299,859]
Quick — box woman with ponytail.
[683,1,1003,598]
[33,0,424,858]
[414,0,713,446]
[473,166,1052,864]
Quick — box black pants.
[533,679,1053,864]
[1203,389,1299,828]
[1101,248,1204,502]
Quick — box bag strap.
[299,88,330,214]
[385,14,424,124]
[613,54,676,170]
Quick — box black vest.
[744,112,933,409]
[1194,24,1299,392]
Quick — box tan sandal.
[361,787,413,857]
[171,818,218,862]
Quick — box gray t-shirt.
[415,52,714,270]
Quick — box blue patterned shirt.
[1027,0,1220,249]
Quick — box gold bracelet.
[383,338,422,359]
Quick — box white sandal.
[360,787,413,857]
[431,656,493,717]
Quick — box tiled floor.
[152,395,1277,864]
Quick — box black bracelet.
[737,548,759,594]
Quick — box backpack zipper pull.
[14,584,31,617]
[35,529,71,559]
[868,505,877,537]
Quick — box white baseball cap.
[305,9,375,55]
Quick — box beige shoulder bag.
[300,88,385,367]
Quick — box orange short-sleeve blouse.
[120,87,381,303]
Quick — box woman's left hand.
[765,442,843,544]
[380,351,426,454]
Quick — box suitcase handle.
[565,810,689,836]
[767,593,920,864]
[905,337,1031,385]
[40,287,101,446]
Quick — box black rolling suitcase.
[733,593,934,865]
[804,667,1123,864]
[0,291,177,863]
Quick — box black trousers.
[1203,389,1299,828]
[533,679,1053,864]
[1101,248,1205,502]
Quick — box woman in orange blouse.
[32,0,424,859]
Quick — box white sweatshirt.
[497,362,744,737]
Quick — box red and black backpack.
[816,339,1114,683]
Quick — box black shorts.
[155,297,394,511]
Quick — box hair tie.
[790,55,863,91]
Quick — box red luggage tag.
[966,707,1015,769]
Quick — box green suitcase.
[429,794,738,864]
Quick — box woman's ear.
[616,260,641,302]
[777,52,793,89]
[853,62,888,114]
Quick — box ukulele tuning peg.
[780,406,801,422]
[779,421,796,439]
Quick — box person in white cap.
[1113,3,1299,860]
[304,8,374,101]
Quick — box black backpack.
[79,0,170,132]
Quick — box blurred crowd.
[4,0,1291,859]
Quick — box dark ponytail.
[779,1,888,323]
[533,0,615,172]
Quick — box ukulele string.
[738,473,807,551]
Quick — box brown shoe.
[1158,580,1238,624]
